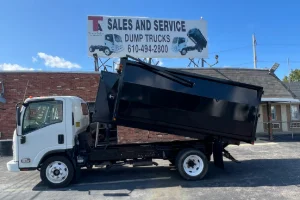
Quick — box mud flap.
[213,140,224,169]
[213,140,241,169]
[72,166,82,183]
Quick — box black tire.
[176,149,208,180]
[40,156,74,188]
[180,48,187,55]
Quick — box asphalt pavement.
[1,137,300,200]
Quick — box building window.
[271,106,276,121]
[290,105,299,121]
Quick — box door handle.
[58,134,64,144]
[20,136,26,144]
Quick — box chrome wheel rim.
[183,155,203,176]
[45,161,69,184]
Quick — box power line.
[230,62,253,67]
[258,43,300,47]
[209,45,252,55]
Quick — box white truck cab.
[172,37,188,55]
[7,96,89,185]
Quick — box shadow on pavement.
[32,158,300,193]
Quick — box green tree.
[282,69,300,82]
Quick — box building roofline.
[268,72,297,99]
[0,67,270,74]
[261,98,300,103]
[0,70,101,74]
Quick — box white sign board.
[87,16,208,58]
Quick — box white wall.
[256,105,264,133]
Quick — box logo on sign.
[88,16,104,32]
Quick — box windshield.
[22,100,63,135]
[178,37,186,44]
[114,34,122,42]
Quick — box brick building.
[0,67,299,142]
[0,71,186,143]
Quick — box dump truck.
[179,28,207,55]
[7,56,263,188]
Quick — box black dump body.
[187,28,207,50]
[93,57,263,144]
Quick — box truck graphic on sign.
[89,34,124,56]
[172,28,207,56]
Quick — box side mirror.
[16,106,21,126]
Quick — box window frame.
[271,105,276,121]
[290,105,300,121]
[22,100,63,135]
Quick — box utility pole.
[252,34,257,69]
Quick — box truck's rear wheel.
[40,156,74,188]
[176,149,208,180]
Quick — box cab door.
[18,99,67,169]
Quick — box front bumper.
[7,160,20,172]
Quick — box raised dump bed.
[93,56,263,144]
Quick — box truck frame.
[7,56,263,188]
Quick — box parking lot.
[1,136,300,200]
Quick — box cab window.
[22,100,63,135]
[178,37,185,44]
[172,37,178,44]
[105,34,113,43]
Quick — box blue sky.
[0,0,299,79]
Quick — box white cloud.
[32,56,38,63]
[143,58,163,66]
[0,63,34,71]
[37,52,81,69]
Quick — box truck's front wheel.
[180,48,187,55]
[176,149,208,180]
[104,48,111,56]
[40,156,74,188]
